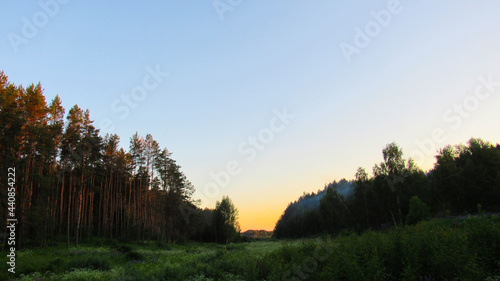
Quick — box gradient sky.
[2,1,500,231]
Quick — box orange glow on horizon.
[238,205,283,232]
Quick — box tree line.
[0,71,239,248]
[274,139,500,238]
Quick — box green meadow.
[2,215,500,281]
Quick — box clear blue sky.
[2,1,500,230]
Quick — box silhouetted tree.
[213,196,240,244]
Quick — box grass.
[1,215,499,280]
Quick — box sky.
[1,1,500,231]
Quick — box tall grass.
[1,215,499,280]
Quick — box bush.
[155,240,173,250]
[225,243,245,251]
[462,216,500,274]
[105,238,119,248]
[85,236,107,246]
[68,255,111,271]
[6,218,500,280]
[116,245,132,254]
[125,251,145,261]
[406,196,431,225]
[46,257,65,273]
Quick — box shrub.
[68,255,111,271]
[85,236,106,246]
[155,240,173,250]
[462,216,500,274]
[58,268,111,281]
[126,251,145,261]
[406,196,431,225]
[225,243,245,251]
[46,257,64,273]
[105,238,119,248]
[116,245,132,254]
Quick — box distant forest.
[2,70,500,248]
[274,139,500,238]
[0,71,238,249]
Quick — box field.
[2,215,500,281]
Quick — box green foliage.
[116,245,132,254]
[0,71,204,249]
[68,255,111,271]
[478,203,484,215]
[213,196,240,244]
[433,138,500,213]
[405,196,431,225]
[462,215,500,274]
[320,187,349,234]
[125,251,145,261]
[275,138,500,240]
[2,217,500,280]
[446,209,451,217]
[274,180,353,238]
